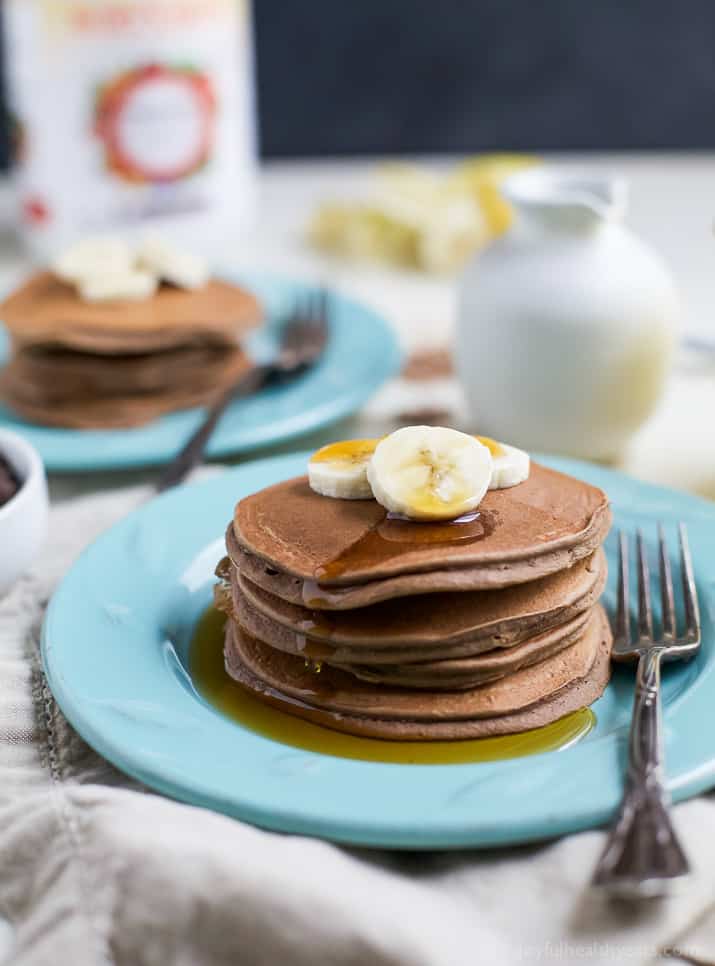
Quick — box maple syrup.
[475,435,504,457]
[190,607,595,765]
[309,439,380,464]
[304,509,497,603]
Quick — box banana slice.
[52,237,134,284]
[475,436,530,489]
[136,235,210,290]
[78,269,158,303]
[308,439,379,499]
[367,426,492,521]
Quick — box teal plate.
[42,453,715,849]
[0,274,401,471]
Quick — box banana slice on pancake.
[78,268,158,303]
[52,236,134,285]
[476,436,530,490]
[136,235,210,290]
[52,234,209,300]
[308,439,379,499]
[367,426,492,521]
[307,428,531,509]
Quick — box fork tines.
[283,288,330,355]
[614,524,700,654]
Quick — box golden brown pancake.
[1,271,261,353]
[228,468,611,608]
[2,343,241,397]
[233,591,592,688]
[225,589,591,689]
[232,465,611,593]
[227,606,605,720]
[217,459,612,740]
[223,606,613,739]
[339,612,591,689]
[227,549,606,658]
[0,345,250,428]
[0,270,262,428]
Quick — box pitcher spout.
[500,168,628,231]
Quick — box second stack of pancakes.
[0,272,261,428]
[217,462,612,739]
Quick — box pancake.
[215,456,613,740]
[228,519,611,613]
[215,568,596,682]
[223,605,613,739]
[0,271,261,353]
[0,348,250,428]
[228,574,597,669]
[1,343,244,398]
[232,464,611,593]
[230,598,591,689]
[227,549,607,657]
[225,604,607,721]
[339,611,590,689]
[0,269,262,428]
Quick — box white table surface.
[1,153,714,499]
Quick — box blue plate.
[0,274,401,471]
[42,453,715,849]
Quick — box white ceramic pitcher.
[456,168,679,460]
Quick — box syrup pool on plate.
[190,608,595,765]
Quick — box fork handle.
[592,647,690,897]
[156,363,272,492]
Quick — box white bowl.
[0,429,48,597]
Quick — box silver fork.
[157,289,330,492]
[592,524,700,898]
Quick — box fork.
[157,289,330,492]
[592,524,700,898]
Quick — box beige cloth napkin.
[2,481,715,966]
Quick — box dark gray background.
[3,0,715,164]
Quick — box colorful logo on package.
[94,63,217,184]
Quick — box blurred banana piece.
[51,234,210,303]
[53,236,134,284]
[79,268,158,303]
[136,235,210,290]
[311,162,487,273]
[448,154,540,236]
[309,155,539,272]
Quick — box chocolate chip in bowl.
[0,455,20,507]
[0,429,49,597]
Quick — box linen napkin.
[2,481,715,966]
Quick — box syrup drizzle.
[190,608,595,766]
[300,508,498,608]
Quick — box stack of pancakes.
[216,462,613,740]
[0,271,261,428]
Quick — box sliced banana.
[308,439,379,499]
[52,237,134,285]
[136,235,210,290]
[367,426,492,521]
[489,442,530,489]
[475,436,530,489]
[78,269,158,303]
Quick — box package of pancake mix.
[4,0,257,259]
